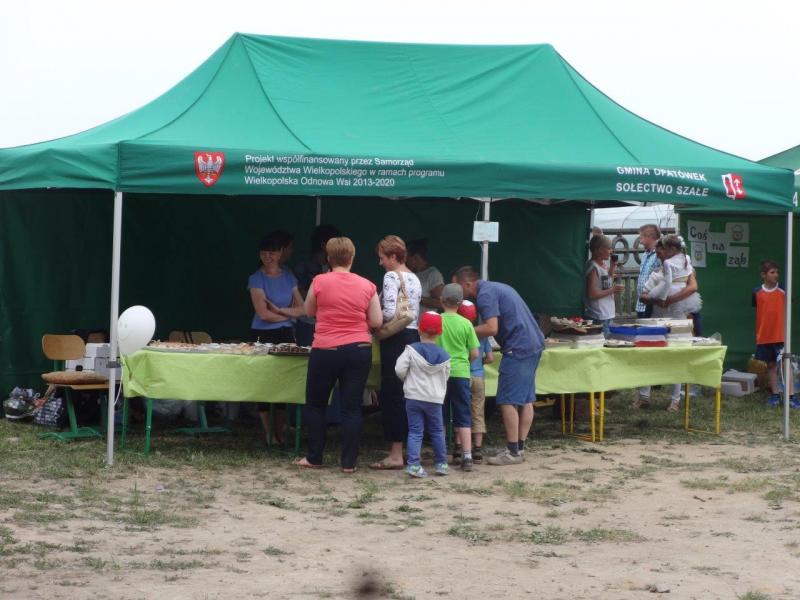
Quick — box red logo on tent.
[721,173,745,200]
[194,151,225,187]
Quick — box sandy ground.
[2,438,800,600]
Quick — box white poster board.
[687,221,710,243]
[472,221,499,242]
[706,232,728,254]
[726,247,749,268]
[691,242,707,267]
[725,222,749,244]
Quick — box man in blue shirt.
[452,266,545,466]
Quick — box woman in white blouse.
[370,235,422,470]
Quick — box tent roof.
[0,33,793,208]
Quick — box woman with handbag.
[370,235,422,470]
[292,237,382,472]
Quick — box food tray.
[608,325,669,336]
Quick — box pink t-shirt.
[311,271,376,349]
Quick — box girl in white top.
[642,234,702,318]
[584,234,623,333]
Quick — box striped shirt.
[636,250,661,313]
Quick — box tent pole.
[106,191,123,466]
[784,210,793,440]
[315,196,321,226]
[481,199,491,280]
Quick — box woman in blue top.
[248,231,305,444]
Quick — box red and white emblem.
[194,151,225,187]
[721,173,745,200]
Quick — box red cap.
[418,311,443,335]
[457,299,477,322]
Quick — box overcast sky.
[2,0,798,161]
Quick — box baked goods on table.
[146,341,311,355]
[549,316,603,335]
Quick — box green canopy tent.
[0,34,794,463]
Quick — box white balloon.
[118,306,156,355]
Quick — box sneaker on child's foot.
[767,394,781,407]
[452,445,462,465]
[790,396,800,409]
[434,462,449,476]
[405,464,428,478]
[487,449,523,466]
[519,449,525,462]
[461,457,474,472]
[472,446,483,463]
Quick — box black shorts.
[755,343,783,363]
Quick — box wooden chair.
[168,330,212,344]
[40,334,108,441]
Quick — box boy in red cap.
[395,311,452,477]
[458,299,494,462]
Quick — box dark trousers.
[305,342,373,469]
[379,328,420,443]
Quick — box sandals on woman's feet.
[631,397,650,410]
[293,457,323,469]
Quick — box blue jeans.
[406,399,447,466]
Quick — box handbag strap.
[394,271,408,299]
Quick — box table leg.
[589,391,596,442]
[599,391,605,442]
[144,397,153,457]
[715,386,721,434]
[569,394,575,434]
[684,390,690,431]
[560,394,565,436]
[121,396,129,450]
[175,402,231,437]
[39,389,102,441]
[294,405,302,456]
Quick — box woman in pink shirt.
[294,237,382,472]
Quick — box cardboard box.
[721,381,747,397]
[85,343,111,358]
[722,370,758,394]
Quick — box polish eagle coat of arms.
[194,151,225,187]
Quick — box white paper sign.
[726,247,749,268]
[725,222,749,244]
[707,232,728,254]
[687,221,710,243]
[472,221,499,242]
[690,242,707,267]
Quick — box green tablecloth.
[122,348,382,404]
[122,345,726,404]
[483,346,727,396]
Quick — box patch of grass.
[125,508,199,529]
[737,592,773,600]
[447,524,490,545]
[729,477,772,493]
[572,507,589,516]
[347,481,381,509]
[357,511,388,523]
[248,492,295,511]
[393,504,422,513]
[383,581,416,600]
[661,513,691,521]
[573,528,646,543]
[640,455,685,468]
[149,558,209,570]
[449,482,494,496]
[693,566,721,575]
[763,486,793,506]
[84,556,113,571]
[545,510,559,518]
[519,525,568,545]
[13,510,71,525]
[681,477,730,490]
[400,493,434,502]
[742,514,769,523]
[264,545,291,556]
